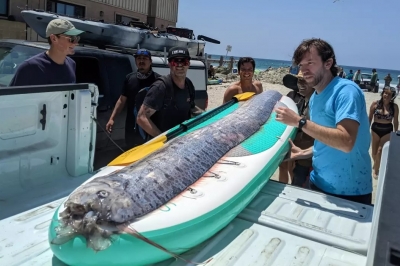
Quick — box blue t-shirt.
[309,76,372,196]
[9,52,76,86]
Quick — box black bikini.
[371,101,394,138]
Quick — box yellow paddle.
[107,92,256,166]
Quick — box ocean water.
[209,54,400,85]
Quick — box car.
[0,39,209,169]
[359,73,379,92]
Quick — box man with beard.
[275,38,372,205]
[9,19,84,86]
[106,49,161,149]
[137,47,203,137]
[222,57,263,104]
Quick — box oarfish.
[51,90,282,252]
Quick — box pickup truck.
[1,82,399,266]
[0,39,209,170]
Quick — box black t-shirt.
[143,76,195,133]
[122,71,161,133]
[9,52,76,86]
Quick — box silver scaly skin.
[51,90,283,251]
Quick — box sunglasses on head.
[136,49,151,56]
[169,58,190,66]
[57,34,80,43]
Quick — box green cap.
[45,18,84,38]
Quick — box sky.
[177,0,399,70]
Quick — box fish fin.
[51,232,78,245]
[87,230,114,252]
[118,224,206,265]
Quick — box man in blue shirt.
[276,38,372,205]
[9,18,84,86]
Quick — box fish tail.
[118,224,206,265]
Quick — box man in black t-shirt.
[106,49,160,149]
[9,18,84,86]
[136,47,204,137]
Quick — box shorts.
[309,181,372,205]
[292,164,312,188]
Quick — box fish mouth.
[51,203,122,251]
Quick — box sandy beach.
[206,70,382,204]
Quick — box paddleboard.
[48,93,298,266]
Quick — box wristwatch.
[298,117,307,129]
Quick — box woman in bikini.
[369,86,399,179]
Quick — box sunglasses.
[57,34,80,44]
[169,58,190,66]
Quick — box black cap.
[283,74,300,92]
[168,47,190,60]
[134,49,152,58]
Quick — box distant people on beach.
[338,67,346,78]
[347,70,354,81]
[289,63,300,75]
[369,86,398,179]
[208,65,216,79]
[275,38,372,205]
[370,69,378,92]
[353,69,362,84]
[222,57,263,104]
[278,70,315,188]
[384,73,392,86]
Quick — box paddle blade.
[108,135,167,166]
[233,92,256,101]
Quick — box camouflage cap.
[45,18,84,38]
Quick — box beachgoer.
[105,49,161,149]
[275,38,372,205]
[369,86,398,179]
[9,19,84,86]
[384,73,392,87]
[136,47,204,137]
[222,57,263,104]
[370,69,378,92]
[278,71,315,188]
[353,69,362,85]
[208,65,216,79]
[347,70,354,81]
[338,67,346,78]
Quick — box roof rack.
[78,44,207,63]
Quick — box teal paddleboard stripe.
[240,112,287,154]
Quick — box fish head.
[62,177,136,223]
[53,177,138,251]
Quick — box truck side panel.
[0,84,98,220]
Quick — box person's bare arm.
[394,103,399,131]
[283,139,313,162]
[222,85,239,104]
[106,95,127,132]
[254,80,264,93]
[136,104,162,137]
[368,101,376,126]
[301,119,359,153]
[110,96,127,120]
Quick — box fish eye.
[97,190,109,198]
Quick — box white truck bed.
[1,180,372,266]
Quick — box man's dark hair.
[293,38,338,76]
[237,57,255,73]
